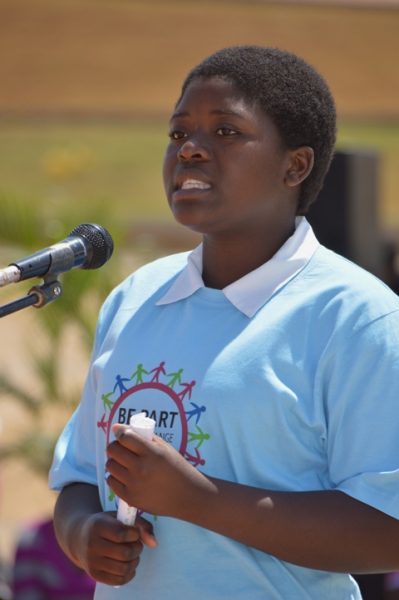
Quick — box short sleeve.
[48,290,116,491]
[321,310,399,519]
[48,367,98,490]
[49,278,123,490]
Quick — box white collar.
[156,217,319,318]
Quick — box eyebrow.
[170,108,247,122]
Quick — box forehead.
[172,76,262,122]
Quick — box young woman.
[50,46,399,599]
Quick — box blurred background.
[0,0,398,598]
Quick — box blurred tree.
[0,194,120,477]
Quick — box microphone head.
[69,223,114,269]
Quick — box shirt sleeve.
[48,366,98,491]
[48,288,118,491]
[320,309,399,519]
[48,276,131,493]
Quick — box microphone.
[0,223,114,287]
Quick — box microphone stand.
[0,278,63,318]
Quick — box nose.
[178,135,210,162]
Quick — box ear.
[284,146,314,188]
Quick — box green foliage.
[0,374,40,416]
[0,432,58,477]
[0,121,168,227]
[0,194,42,249]
[0,196,121,477]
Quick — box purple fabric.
[12,518,95,599]
[385,572,399,592]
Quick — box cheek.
[243,149,285,189]
[229,142,267,175]
[162,145,176,190]
[224,152,268,195]
[225,163,285,211]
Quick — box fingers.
[90,552,141,586]
[106,455,129,483]
[107,473,127,501]
[107,432,168,477]
[107,430,147,476]
[136,515,158,548]
[106,431,157,490]
[101,512,158,550]
[82,512,156,586]
[98,513,157,550]
[99,513,141,544]
[111,424,151,450]
[106,452,135,499]
[110,425,166,452]
[106,438,140,498]
[96,535,143,563]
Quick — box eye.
[168,130,187,141]
[216,127,239,136]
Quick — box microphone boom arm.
[0,278,63,318]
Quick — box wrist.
[61,510,92,568]
[174,470,219,524]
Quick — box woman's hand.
[106,425,213,519]
[54,483,157,586]
[75,511,156,586]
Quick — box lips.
[174,173,212,192]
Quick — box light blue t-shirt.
[49,245,399,600]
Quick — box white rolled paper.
[116,412,156,526]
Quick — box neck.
[201,223,295,289]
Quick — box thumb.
[112,423,130,439]
[135,515,158,548]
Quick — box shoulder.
[302,246,399,325]
[278,245,399,355]
[107,250,189,306]
[94,251,190,341]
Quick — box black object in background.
[307,150,383,279]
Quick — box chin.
[173,218,207,235]
[170,207,209,234]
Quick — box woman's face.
[163,76,299,239]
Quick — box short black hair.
[180,45,336,214]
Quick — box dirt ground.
[0,306,88,568]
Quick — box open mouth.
[179,178,211,191]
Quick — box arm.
[53,482,157,586]
[107,429,399,574]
